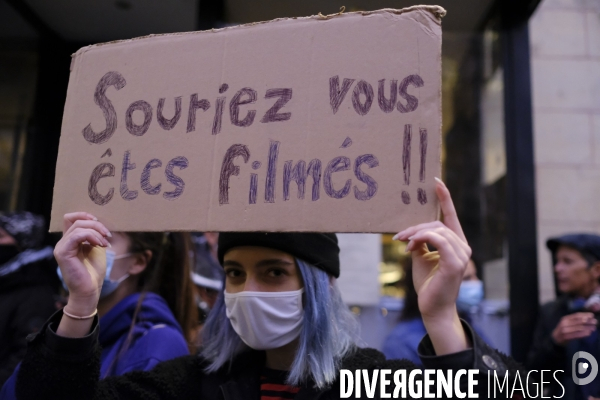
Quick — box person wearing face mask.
[382,258,490,365]
[7,181,527,399]
[527,234,600,400]
[0,229,197,399]
[457,260,485,314]
[65,231,198,377]
[0,212,57,388]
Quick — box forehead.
[223,246,295,263]
[108,232,131,247]
[556,245,585,259]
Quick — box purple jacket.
[97,292,189,377]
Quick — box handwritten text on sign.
[50,8,443,232]
[85,73,429,207]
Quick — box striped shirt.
[260,368,300,400]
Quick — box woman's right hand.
[54,212,111,317]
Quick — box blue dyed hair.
[200,259,360,388]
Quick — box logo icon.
[572,351,598,386]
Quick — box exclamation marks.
[401,125,428,205]
[417,128,428,205]
[401,124,411,204]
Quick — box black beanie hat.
[218,232,340,278]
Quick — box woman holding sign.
[7,180,524,399]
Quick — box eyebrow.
[223,260,243,268]
[222,259,295,269]
[255,259,295,268]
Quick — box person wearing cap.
[7,180,526,399]
[0,212,58,387]
[527,233,600,400]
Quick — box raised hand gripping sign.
[50,6,444,233]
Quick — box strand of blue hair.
[200,258,361,389]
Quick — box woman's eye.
[267,269,285,277]
[225,269,242,278]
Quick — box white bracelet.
[63,307,97,320]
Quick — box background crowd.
[0,210,598,399]
[1,0,599,398]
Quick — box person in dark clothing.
[527,233,600,400]
[0,212,58,387]
[8,180,526,399]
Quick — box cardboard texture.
[50,6,445,233]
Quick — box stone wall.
[529,0,600,303]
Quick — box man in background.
[527,233,600,400]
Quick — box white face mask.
[224,288,304,350]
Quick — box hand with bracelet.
[53,212,111,338]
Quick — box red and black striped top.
[260,368,300,400]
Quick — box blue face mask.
[457,280,484,312]
[56,250,132,299]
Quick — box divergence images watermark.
[572,351,598,386]
[338,356,599,400]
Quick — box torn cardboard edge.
[70,6,446,61]
[52,6,443,233]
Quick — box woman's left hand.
[393,178,472,354]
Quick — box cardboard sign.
[50,6,444,233]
